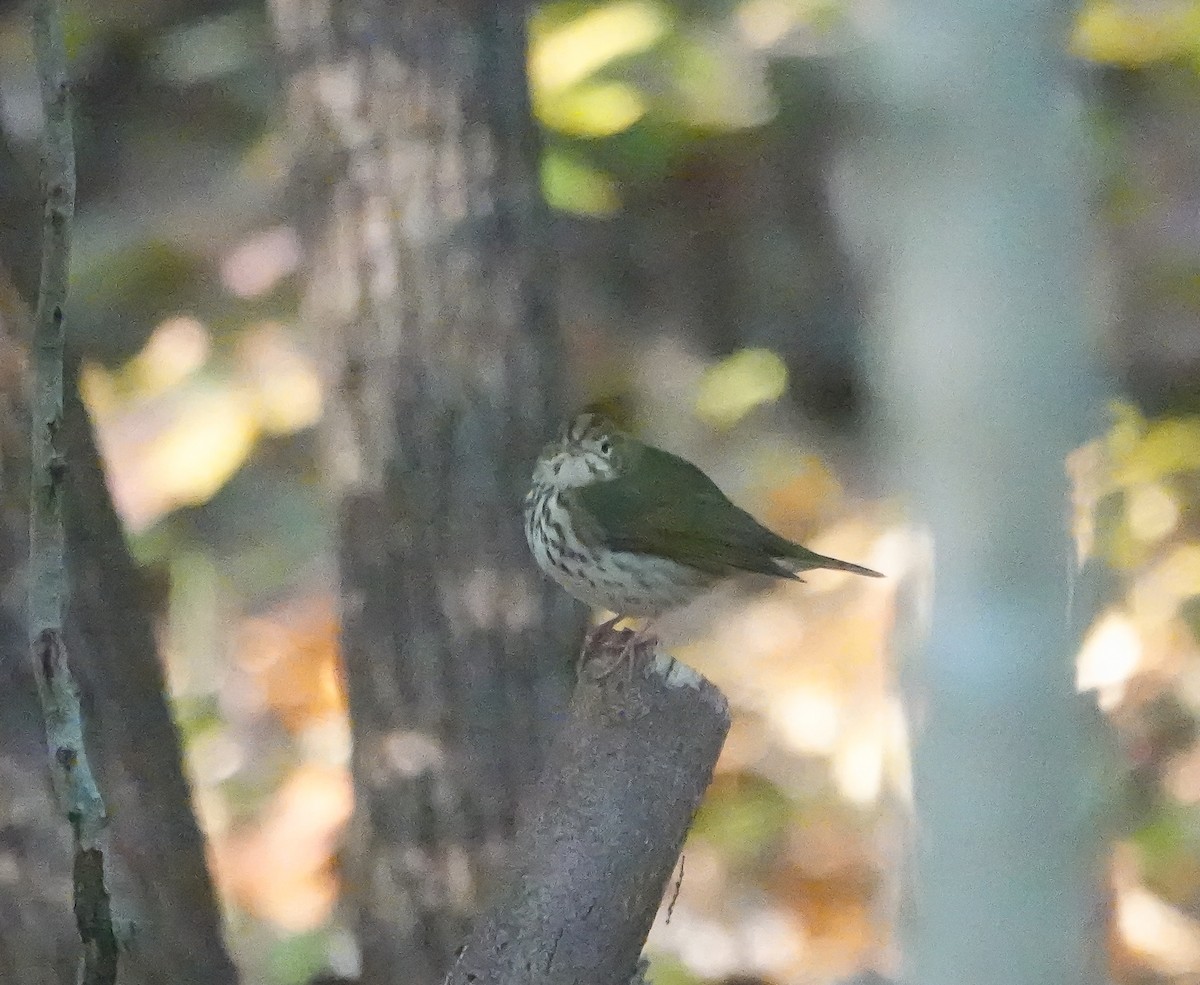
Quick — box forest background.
[1,0,1199,983]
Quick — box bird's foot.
[590,623,658,682]
[583,614,623,650]
[576,615,624,678]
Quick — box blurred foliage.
[528,0,784,214]
[1074,0,1200,67]
[696,349,789,428]
[692,772,795,865]
[1,0,1200,982]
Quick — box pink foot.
[592,622,658,681]
[582,614,623,650]
[577,614,623,678]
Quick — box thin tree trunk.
[274,0,580,981]
[28,4,118,979]
[0,315,238,985]
[65,358,241,985]
[831,2,1111,983]
[0,101,237,985]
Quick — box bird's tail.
[783,544,883,579]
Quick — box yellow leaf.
[530,0,669,94]
[1072,0,1200,66]
[536,81,647,137]
[695,348,788,428]
[541,151,622,216]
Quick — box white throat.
[534,450,612,489]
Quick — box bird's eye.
[599,439,612,455]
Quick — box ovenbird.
[524,412,882,663]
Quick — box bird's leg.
[583,614,623,650]
[577,614,624,678]
[593,621,658,681]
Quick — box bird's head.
[532,411,630,489]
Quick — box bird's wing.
[573,446,796,578]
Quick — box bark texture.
[447,642,730,985]
[273,0,581,981]
[29,4,118,979]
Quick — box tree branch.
[30,1,118,982]
[446,637,730,985]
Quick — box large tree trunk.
[831,2,1112,983]
[274,1,581,981]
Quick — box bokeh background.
[1,0,1199,982]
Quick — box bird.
[524,411,882,674]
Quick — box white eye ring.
[599,439,612,455]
